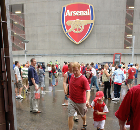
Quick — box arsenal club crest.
[61,2,95,44]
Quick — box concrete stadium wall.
[9,0,140,65]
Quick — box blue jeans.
[135,69,138,78]
[51,74,55,86]
[114,84,121,98]
[90,76,99,91]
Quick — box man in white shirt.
[90,66,99,92]
[21,64,28,91]
[14,61,23,99]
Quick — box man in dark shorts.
[14,61,23,99]
[68,62,90,130]
[127,63,136,90]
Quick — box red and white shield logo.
[61,3,95,44]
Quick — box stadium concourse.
[16,71,139,130]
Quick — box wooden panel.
[0,124,6,130]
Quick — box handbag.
[55,73,58,78]
[34,90,40,99]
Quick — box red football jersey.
[69,74,90,103]
[128,68,136,79]
[115,85,140,130]
[62,65,68,76]
[93,100,106,121]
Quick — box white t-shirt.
[14,66,21,80]
[91,68,96,76]
[58,65,61,69]
[112,67,115,73]
[48,67,51,71]
[91,100,109,113]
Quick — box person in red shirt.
[85,66,92,84]
[62,62,68,76]
[115,84,140,130]
[89,91,109,130]
[127,63,136,90]
[55,63,58,70]
[68,62,90,130]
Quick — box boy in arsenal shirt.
[89,91,109,130]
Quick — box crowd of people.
[13,59,140,130]
[61,61,139,130]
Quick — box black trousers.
[104,81,111,98]
[114,84,121,98]
[49,72,51,78]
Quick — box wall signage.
[61,2,95,44]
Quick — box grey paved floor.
[16,73,140,130]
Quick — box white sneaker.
[112,98,118,101]
[41,91,45,94]
[18,95,23,99]
[16,95,20,99]
[117,98,120,100]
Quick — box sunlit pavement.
[16,73,139,130]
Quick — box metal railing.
[10,12,25,27]
[11,36,25,49]
[10,23,25,39]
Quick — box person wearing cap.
[112,65,125,101]
[89,91,109,130]
[127,63,136,90]
[55,60,58,65]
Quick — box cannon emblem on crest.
[66,19,94,33]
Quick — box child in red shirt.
[89,91,109,130]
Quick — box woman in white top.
[111,64,115,74]
[48,64,52,78]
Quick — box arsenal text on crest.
[65,9,90,16]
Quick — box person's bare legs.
[15,88,18,96]
[23,85,27,90]
[81,115,86,125]
[68,116,74,130]
[64,99,68,105]
[130,84,132,89]
[127,84,130,90]
[19,87,23,95]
